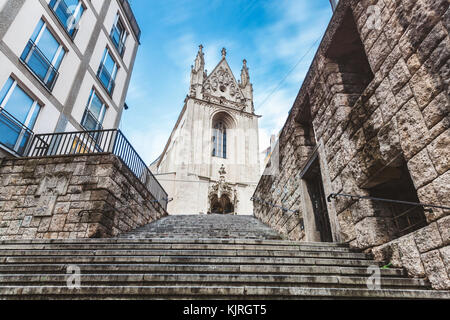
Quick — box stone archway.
[208,165,238,215]
[210,194,234,214]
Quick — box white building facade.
[0,0,140,157]
[153,46,261,215]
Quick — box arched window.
[212,121,227,158]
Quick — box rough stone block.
[409,64,444,110]
[355,217,392,249]
[395,99,431,159]
[414,222,443,253]
[397,235,426,277]
[438,216,450,246]
[337,209,356,242]
[427,129,450,174]
[407,148,438,188]
[421,249,450,290]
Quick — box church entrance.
[210,194,234,214]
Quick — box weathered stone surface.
[417,183,446,222]
[372,239,403,268]
[337,210,356,242]
[422,93,449,129]
[252,0,450,290]
[438,216,450,246]
[421,250,450,290]
[409,64,444,110]
[396,99,430,159]
[414,222,443,253]
[440,246,450,277]
[407,148,438,188]
[427,129,450,174]
[397,235,426,278]
[355,217,392,249]
[432,170,450,208]
[0,155,167,240]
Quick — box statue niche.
[208,165,238,215]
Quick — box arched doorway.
[210,194,234,214]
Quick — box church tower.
[153,46,261,215]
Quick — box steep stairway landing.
[120,215,282,240]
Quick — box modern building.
[152,46,261,215]
[0,0,140,158]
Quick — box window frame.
[110,13,128,57]
[0,77,41,153]
[49,0,86,39]
[97,47,118,95]
[20,19,66,91]
[212,121,227,159]
[81,88,107,132]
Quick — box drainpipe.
[330,0,338,12]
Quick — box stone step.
[0,264,406,277]
[1,286,449,300]
[0,238,350,247]
[0,274,429,289]
[0,249,369,259]
[0,243,355,253]
[0,243,356,257]
[0,256,378,267]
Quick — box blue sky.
[120,0,333,164]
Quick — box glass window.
[81,89,106,131]
[0,77,41,155]
[20,19,66,90]
[49,0,85,37]
[110,14,127,56]
[212,122,227,159]
[97,48,118,94]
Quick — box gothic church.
[152,46,261,215]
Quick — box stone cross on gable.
[221,48,227,58]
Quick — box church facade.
[152,46,261,215]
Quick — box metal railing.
[26,129,169,210]
[0,108,34,156]
[327,193,450,212]
[97,64,115,95]
[327,193,450,238]
[20,40,60,90]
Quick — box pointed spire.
[221,48,227,58]
[240,59,250,87]
[193,44,205,72]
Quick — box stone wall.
[0,154,167,240]
[253,0,449,289]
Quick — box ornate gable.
[202,51,247,110]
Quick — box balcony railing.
[26,129,169,210]
[49,0,80,38]
[97,64,115,95]
[20,40,59,91]
[0,108,34,156]
[110,25,126,57]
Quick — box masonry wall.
[0,154,167,240]
[254,0,449,289]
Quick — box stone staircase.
[0,215,449,300]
